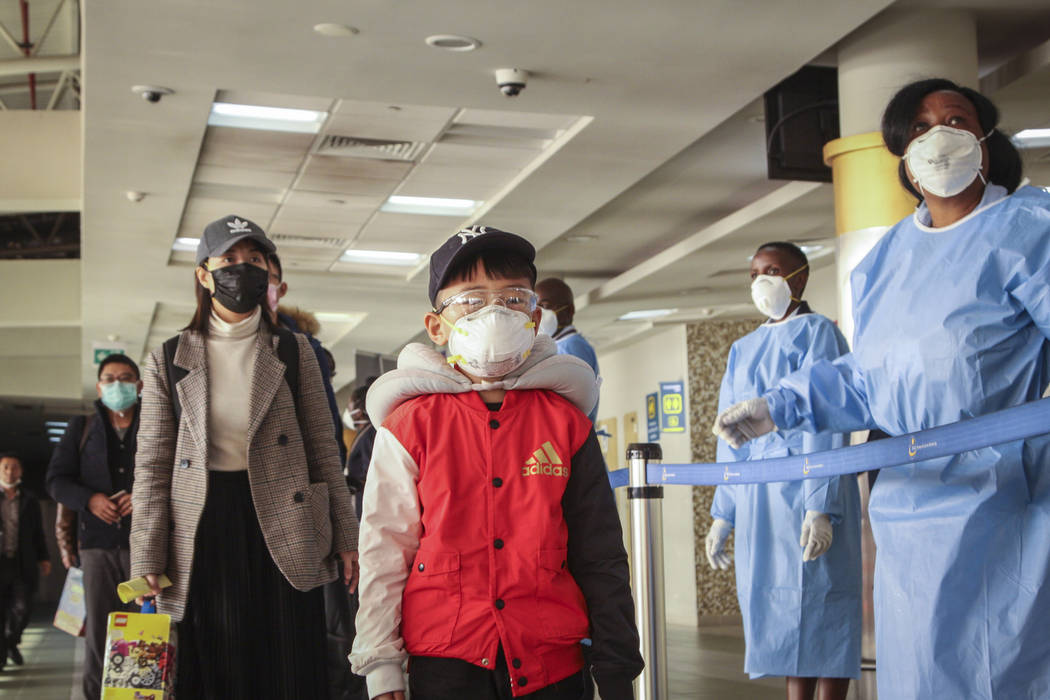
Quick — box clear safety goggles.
[435,286,538,319]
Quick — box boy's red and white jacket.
[350,335,643,700]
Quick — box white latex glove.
[800,510,833,562]
[705,518,734,570]
[711,397,776,449]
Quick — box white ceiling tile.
[269,213,368,237]
[278,258,333,273]
[189,182,285,204]
[296,172,401,198]
[271,245,342,263]
[423,142,539,170]
[455,109,578,132]
[199,126,314,173]
[397,164,518,201]
[178,199,279,234]
[328,101,456,142]
[283,191,383,211]
[302,155,413,180]
[193,165,297,190]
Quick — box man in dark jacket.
[0,454,49,671]
[46,354,140,700]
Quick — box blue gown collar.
[913,183,1009,232]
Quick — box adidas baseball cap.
[428,225,537,307]
[196,215,276,265]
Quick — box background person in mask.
[350,225,642,700]
[46,352,141,699]
[345,377,377,521]
[536,278,600,422]
[267,252,346,464]
[712,79,1049,699]
[131,215,359,699]
[706,242,861,700]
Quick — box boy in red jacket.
[350,226,643,700]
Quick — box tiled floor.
[0,611,80,699]
[0,614,865,699]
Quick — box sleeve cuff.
[593,672,636,700]
[763,389,795,431]
[365,662,405,699]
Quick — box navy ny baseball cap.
[196,215,276,265]
[428,225,536,307]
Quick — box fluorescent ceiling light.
[314,312,364,324]
[618,308,677,321]
[340,249,422,266]
[173,237,200,252]
[44,421,68,428]
[47,427,66,436]
[49,436,61,443]
[1013,128,1050,149]
[380,195,480,217]
[208,102,327,134]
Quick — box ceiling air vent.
[314,135,426,162]
[270,233,347,249]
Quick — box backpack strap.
[78,414,96,454]
[274,328,302,430]
[162,335,188,427]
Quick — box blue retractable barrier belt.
[607,398,1050,488]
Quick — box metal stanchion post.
[626,442,668,700]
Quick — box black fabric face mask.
[209,263,269,313]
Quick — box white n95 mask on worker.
[751,264,806,319]
[904,125,989,198]
[446,305,536,378]
[537,307,559,337]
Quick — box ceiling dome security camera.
[494,68,528,97]
[131,85,174,103]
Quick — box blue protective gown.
[554,326,600,422]
[712,309,862,679]
[765,185,1050,699]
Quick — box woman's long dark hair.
[183,248,277,336]
[881,78,1024,202]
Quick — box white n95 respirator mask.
[537,307,559,337]
[446,305,536,378]
[751,264,807,320]
[904,125,989,198]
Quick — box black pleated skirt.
[176,470,327,700]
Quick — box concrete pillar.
[825,9,978,342]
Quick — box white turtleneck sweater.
[206,307,261,471]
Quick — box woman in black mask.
[130,215,359,699]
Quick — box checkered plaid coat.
[130,328,358,621]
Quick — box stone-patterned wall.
[687,318,761,616]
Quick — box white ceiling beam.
[576,180,823,311]
[0,54,79,78]
[980,36,1050,94]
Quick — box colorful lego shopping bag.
[101,601,176,699]
[53,566,86,636]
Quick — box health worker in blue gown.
[713,78,1050,700]
[706,242,861,700]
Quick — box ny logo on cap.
[227,218,252,234]
[457,225,491,245]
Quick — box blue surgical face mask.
[100,381,139,412]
